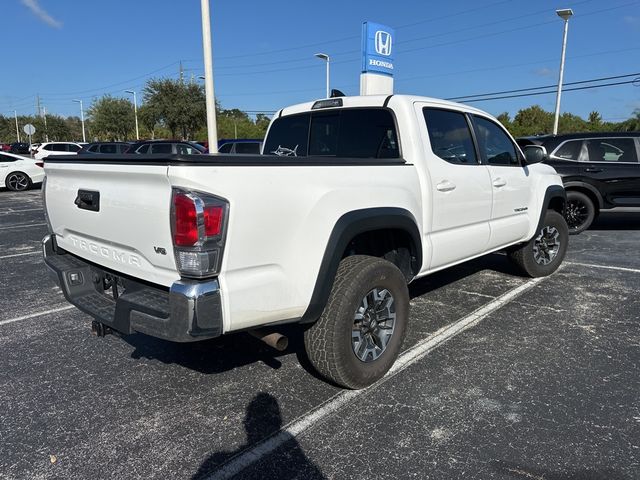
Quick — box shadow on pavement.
[191,392,325,480]
[125,252,524,378]
[492,460,629,480]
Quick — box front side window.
[136,144,150,154]
[176,144,201,155]
[218,143,233,153]
[584,138,638,163]
[68,144,81,152]
[423,108,477,165]
[553,140,583,161]
[473,116,519,166]
[88,144,99,152]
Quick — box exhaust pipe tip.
[249,329,288,351]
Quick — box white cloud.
[534,67,553,77]
[21,0,62,29]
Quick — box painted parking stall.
[0,189,638,479]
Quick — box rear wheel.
[508,210,568,277]
[304,255,409,389]
[5,172,32,191]
[565,191,595,234]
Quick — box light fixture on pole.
[125,90,140,140]
[14,110,20,142]
[553,8,573,135]
[72,99,86,143]
[200,0,218,153]
[315,53,330,98]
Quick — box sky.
[1,0,639,123]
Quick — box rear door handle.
[584,167,603,173]
[436,181,456,192]
[493,177,507,188]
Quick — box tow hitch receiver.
[91,320,113,337]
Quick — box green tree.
[138,104,161,139]
[88,96,135,140]
[496,112,511,130]
[511,105,553,136]
[143,79,206,139]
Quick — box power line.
[447,73,640,101]
[460,79,638,103]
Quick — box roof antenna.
[330,89,345,98]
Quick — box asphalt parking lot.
[1,188,638,480]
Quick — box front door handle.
[493,177,507,188]
[584,167,603,173]
[436,180,456,192]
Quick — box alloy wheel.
[352,288,396,362]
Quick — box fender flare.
[534,185,567,233]
[300,207,422,323]
[562,181,604,209]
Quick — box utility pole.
[200,0,218,152]
[36,94,41,117]
[14,110,20,142]
[553,9,573,135]
[73,99,86,143]
[42,106,49,142]
[179,61,184,83]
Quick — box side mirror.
[523,145,548,165]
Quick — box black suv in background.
[78,142,131,155]
[125,140,206,155]
[518,132,640,233]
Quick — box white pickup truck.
[42,94,567,388]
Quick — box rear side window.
[585,138,638,163]
[218,143,233,153]
[88,144,99,152]
[473,116,519,166]
[0,153,17,162]
[117,144,129,154]
[99,144,117,154]
[151,144,173,154]
[423,108,477,165]
[51,144,67,152]
[68,144,81,152]
[553,140,582,161]
[235,142,261,154]
[44,144,54,151]
[136,144,150,154]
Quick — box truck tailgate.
[44,161,179,287]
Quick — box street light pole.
[73,99,86,142]
[553,8,573,135]
[125,90,140,140]
[315,53,330,98]
[200,0,218,152]
[14,110,20,142]
[43,106,49,142]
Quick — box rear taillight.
[171,189,229,278]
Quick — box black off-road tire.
[565,190,596,235]
[304,255,409,389]
[508,210,568,277]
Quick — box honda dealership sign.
[361,22,395,76]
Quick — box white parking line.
[0,222,46,230]
[0,305,75,327]
[566,261,640,274]
[0,251,40,260]
[207,275,546,480]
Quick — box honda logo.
[374,30,392,56]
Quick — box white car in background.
[34,142,84,160]
[0,151,45,191]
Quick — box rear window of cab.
[264,108,400,159]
